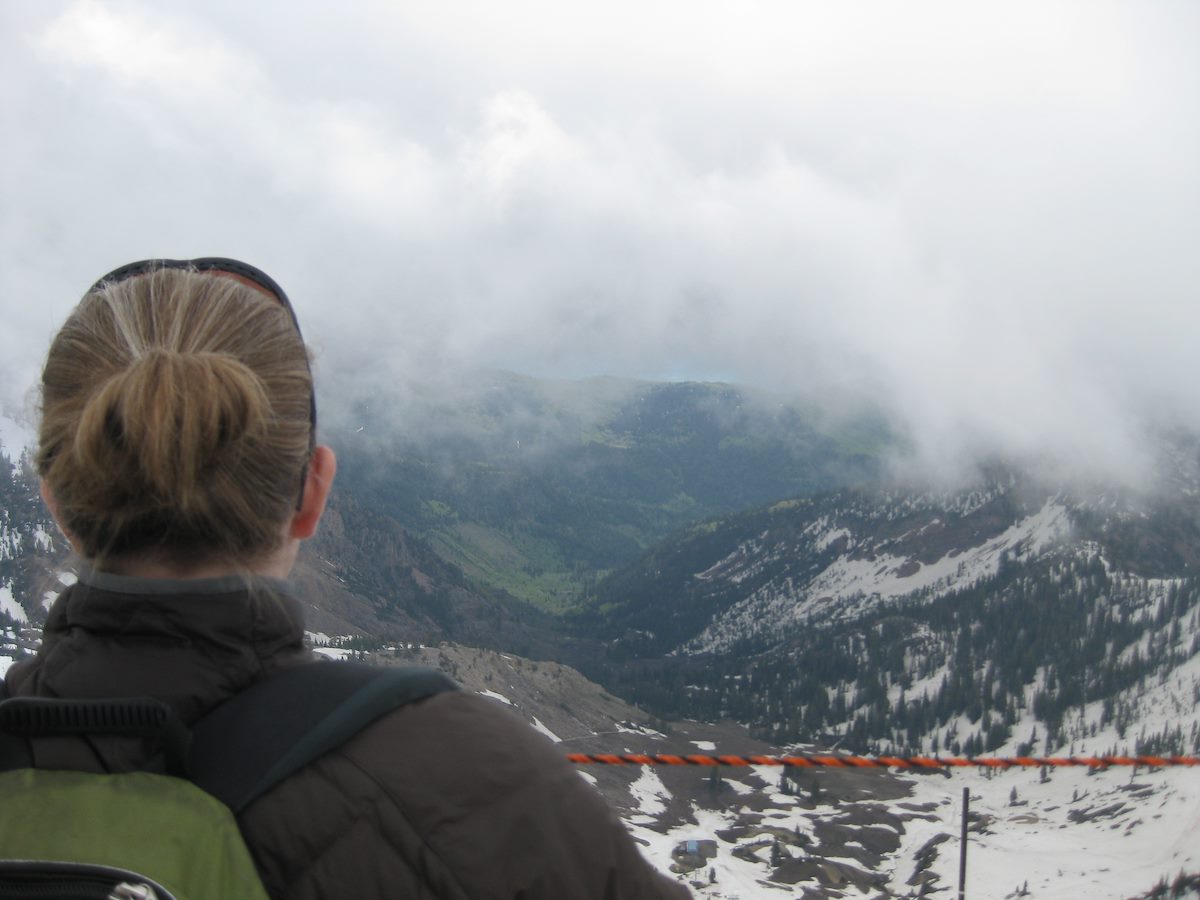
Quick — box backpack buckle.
[110,883,162,900]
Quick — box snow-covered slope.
[687,497,1073,655]
[577,452,1200,895]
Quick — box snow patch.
[816,526,852,551]
[33,527,52,553]
[312,647,354,660]
[627,767,671,820]
[478,688,515,706]
[893,766,1200,900]
[530,716,562,743]
[614,720,666,739]
[0,585,28,624]
[621,754,1199,899]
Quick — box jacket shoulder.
[239,689,691,900]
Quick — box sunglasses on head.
[89,257,304,336]
[88,255,317,439]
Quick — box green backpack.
[0,662,457,900]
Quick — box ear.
[289,445,337,540]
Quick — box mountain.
[330,373,889,610]
[543,441,1200,897]
[574,442,1200,764]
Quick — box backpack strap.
[187,662,458,813]
[0,678,24,771]
[0,716,31,772]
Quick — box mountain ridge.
[572,449,1200,767]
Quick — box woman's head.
[38,259,321,570]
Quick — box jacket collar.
[20,571,311,722]
[78,566,294,597]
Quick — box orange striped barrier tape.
[566,753,1200,769]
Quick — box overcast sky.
[2,1,1197,483]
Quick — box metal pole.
[958,786,969,899]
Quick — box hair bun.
[75,348,271,511]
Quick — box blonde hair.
[37,267,314,566]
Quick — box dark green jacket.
[3,571,690,900]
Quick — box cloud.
[2,0,1198,486]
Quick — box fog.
[3,0,1197,485]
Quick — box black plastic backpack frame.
[0,661,459,814]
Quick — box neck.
[98,539,299,581]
